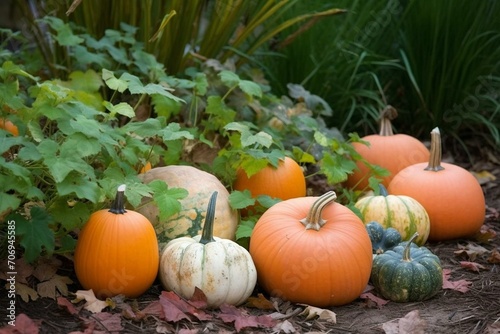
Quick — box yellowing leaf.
[14,282,39,302]
[298,304,337,323]
[471,170,496,185]
[73,289,113,313]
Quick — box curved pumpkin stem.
[109,184,127,214]
[300,191,337,231]
[378,184,389,197]
[199,191,219,245]
[424,127,445,172]
[379,105,398,136]
[402,232,419,262]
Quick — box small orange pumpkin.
[0,118,19,136]
[388,128,485,241]
[74,184,159,299]
[249,191,373,307]
[233,156,306,212]
[345,106,430,190]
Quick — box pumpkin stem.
[424,127,445,172]
[378,184,389,197]
[199,191,218,245]
[109,184,127,214]
[299,191,337,231]
[402,232,419,262]
[379,105,397,136]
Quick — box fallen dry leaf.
[91,312,123,332]
[73,289,113,313]
[488,248,500,264]
[159,290,211,322]
[57,296,80,315]
[474,224,497,243]
[272,319,297,333]
[32,256,62,282]
[382,310,427,334]
[484,321,500,334]
[298,304,337,323]
[1,313,42,334]
[37,274,73,299]
[360,291,390,308]
[460,261,487,272]
[442,269,472,293]
[15,282,39,303]
[454,243,489,261]
[471,170,496,184]
[245,293,275,310]
[218,303,277,332]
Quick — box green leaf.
[321,151,357,184]
[60,133,101,158]
[15,206,55,263]
[241,130,273,148]
[50,199,91,231]
[56,173,101,203]
[160,123,194,141]
[239,80,262,98]
[219,70,240,87]
[0,136,25,154]
[102,69,128,92]
[235,219,256,239]
[147,180,188,221]
[103,101,135,118]
[151,94,182,120]
[40,16,84,46]
[67,70,103,92]
[123,118,163,137]
[228,190,255,210]
[0,192,21,214]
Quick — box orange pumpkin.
[249,191,373,307]
[139,161,152,174]
[388,128,485,241]
[74,184,159,299]
[233,157,306,212]
[0,118,19,136]
[345,106,430,190]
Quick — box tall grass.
[257,0,405,135]
[396,0,500,156]
[15,0,345,76]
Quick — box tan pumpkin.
[354,184,430,245]
[137,166,238,250]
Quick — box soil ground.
[1,158,499,334]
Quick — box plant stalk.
[300,191,337,231]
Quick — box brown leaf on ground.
[484,321,500,334]
[382,309,427,334]
[0,313,42,334]
[245,293,276,310]
[454,243,489,261]
[360,291,390,308]
[15,282,39,302]
[474,224,497,243]
[0,257,34,283]
[488,248,500,263]
[32,256,62,282]
[37,274,73,299]
[218,303,277,332]
[298,304,337,323]
[460,261,487,272]
[73,289,113,314]
[91,312,123,332]
[442,269,472,293]
[57,296,80,315]
[159,290,212,322]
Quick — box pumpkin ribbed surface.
[355,192,430,245]
[137,166,238,249]
[249,192,373,307]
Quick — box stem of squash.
[402,232,419,261]
[379,105,398,136]
[109,184,127,214]
[424,127,445,172]
[199,191,219,244]
[299,191,337,231]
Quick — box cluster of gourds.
[72,111,485,308]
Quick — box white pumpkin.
[159,191,257,307]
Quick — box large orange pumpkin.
[249,191,373,307]
[388,128,485,241]
[74,185,159,299]
[233,156,306,208]
[345,106,430,190]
